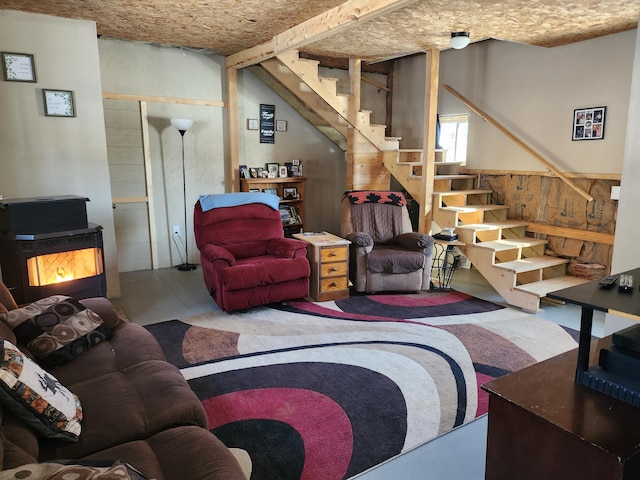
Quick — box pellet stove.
[0,195,106,304]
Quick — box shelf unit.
[240,177,306,237]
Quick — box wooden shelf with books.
[240,177,306,237]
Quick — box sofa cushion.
[82,426,246,480]
[0,339,82,442]
[40,360,207,460]
[0,459,146,479]
[0,296,111,368]
[49,323,166,386]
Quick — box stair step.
[455,220,529,232]
[440,204,508,213]
[475,237,548,252]
[515,275,591,296]
[494,256,569,274]
[434,189,493,196]
[434,174,475,180]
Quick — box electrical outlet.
[172,225,180,236]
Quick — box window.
[439,114,468,163]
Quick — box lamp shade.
[450,32,470,50]
[170,118,194,131]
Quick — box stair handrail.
[443,85,593,202]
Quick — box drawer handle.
[330,267,338,272]
[330,282,338,287]
[329,252,337,257]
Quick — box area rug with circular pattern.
[144,290,577,480]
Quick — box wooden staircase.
[429,161,589,312]
[253,50,590,312]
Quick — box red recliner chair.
[194,193,310,312]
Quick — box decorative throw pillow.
[0,460,146,479]
[0,338,82,441]
[0,295,111,368]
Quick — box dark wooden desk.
[483,345,640,480]
[547,267,640,403]
[483,268,640,479]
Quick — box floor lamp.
[171,118,197,271]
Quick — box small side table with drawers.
[293,231,350,301]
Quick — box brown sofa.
[0,282,245,479]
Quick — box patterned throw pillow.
[0,338,82,441]
[0,295,111,368]
[0,460,146,479]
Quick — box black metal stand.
[176,128,197,272]
[431,241,460,291]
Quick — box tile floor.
[111,266,603,480]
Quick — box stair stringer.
[274,50,399,152]
[459,242,546,312]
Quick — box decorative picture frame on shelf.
[279,165,288,178]
[572,106,606,141]
[43,89,75,117]
[266,163,279,175]
[247,118,259,130]
[239,165,249,179]
[249,167,259,178]
[276,120,288,132]
[263,188,278,196]
[283,187,298,200]
[2,52,36,82]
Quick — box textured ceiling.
[1,0,639,63]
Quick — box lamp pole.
[171,118,196,271]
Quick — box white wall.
[606,19,640,335]
[437,31,635,174]
[98,38,226,269]
[394,32,636,174]
[0,11,120,296]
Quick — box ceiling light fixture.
[450,32,470,49]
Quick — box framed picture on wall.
[43,89,75,117]
[573,106,606,140]
[1,52,36,82]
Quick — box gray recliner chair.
[341,191,434,293]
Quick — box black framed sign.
[260,104,275,144]
[573,106,606,140]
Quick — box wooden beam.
[419,50,439,234]
[227,67,240,192]
[139,101,159,269]
[443,84,594,202]
[526,222,615,245]
[226,0,420,69]
[102,92,225,107]
[349,58,361,123]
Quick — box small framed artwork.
[249,188,260,192]
[249,167,259,178]
[239,165,249,179]
[276,120,288,132]
[283,187,298,200]
[279,165,288,178]
[266,163,279,175]
[247,119,259,130]
[263,188,278,195]
[573,106,606,140]
[43,89,75,117]
[2,52,36,82]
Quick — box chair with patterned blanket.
[341,190,434,293]
[194,193,310,312]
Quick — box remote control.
[599,275,617,288]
